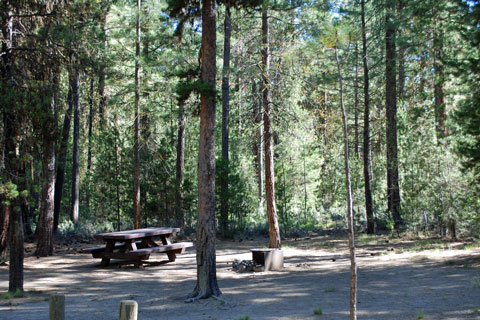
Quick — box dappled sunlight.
[1,235,480,319]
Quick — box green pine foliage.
[1,0,479,239]
[453,1,480,181]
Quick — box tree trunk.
[261,7,281,249]
[335,37,358,320]
[0,203,9,259]
[35,77,58,257]
[362,0,374,234]
[433,11,447,146]
[0,10,9,258]
[398,47,406,100]
[2,10,24,292]
[71,68,80,225]
[254,80,264,212]
[53,76,73,232]
[220,2,232,238]
[86,77,94,215]
[114,121,121,231]
[385,0,402,229]
[4,106,24,294]
[354,42,359,159]
[141,13,150,228]
[433,6,453,238]
[27,168,39,235]
[19,157,32,236]
[282,161,288,234]
[397,0,406,100]
[189,0,221,300]
[323,74,328,146]
[22,161,35,236]
[176,103,186,228]
[133,0,141,229]
[0,55,9,255]
[5,111,24,293]
[303,147,307,223]
[98,8,108,128]
[9,202,23,293]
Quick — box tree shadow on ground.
[0,236,479,320]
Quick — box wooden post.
[49,294,65,320]
[119,300,138,320]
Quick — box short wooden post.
[119,300,138,320]
[49,294,65,320]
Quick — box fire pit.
[231,259,264,272]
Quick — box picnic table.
[82,227,193,267]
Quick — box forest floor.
[0,232,480,320]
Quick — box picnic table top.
[94,227,180,241]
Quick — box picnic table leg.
[160,234,176,262]
[100,240,115,267]
[123,240,143,268]
[141,237,158,248]
[125,239,138,251]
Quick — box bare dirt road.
[1,234,479,320]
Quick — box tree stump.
[119,300,138,320]
[49,294,65,320]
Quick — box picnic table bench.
[82,227,193,267]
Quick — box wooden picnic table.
[82,227,193,267]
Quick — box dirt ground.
[1,233,480,320]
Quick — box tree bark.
[114,120,121,231]
[433,10,447,146]
[254,79,264,212]
[175,103,186,228]
[98,8,108,128]
[4,110,24,293]
[385,0,402,229]
[9,201,23,293]
[261,7,281,249]
[86,77,94,215]
[53,76,73,232]
[35,77,58,257]
[323,73,328,146]
[397,0,406,100]
[4,111,24,292]
[433,5,454,238]
[19,158,32,236]
[133,0,141,229]
[335,36,357,320]
[25,168,38,236]
[362,0,374,234]
[141,12,150,227]
[0,202,9,258]
[354,42,359,159]
[0,43,10,258]
[70,68,80,225]
[220,2,232,238]
[303,147,307,223]
[189,0,221,300]
[2,9,24,292]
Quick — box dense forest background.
[1,0,479,254]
